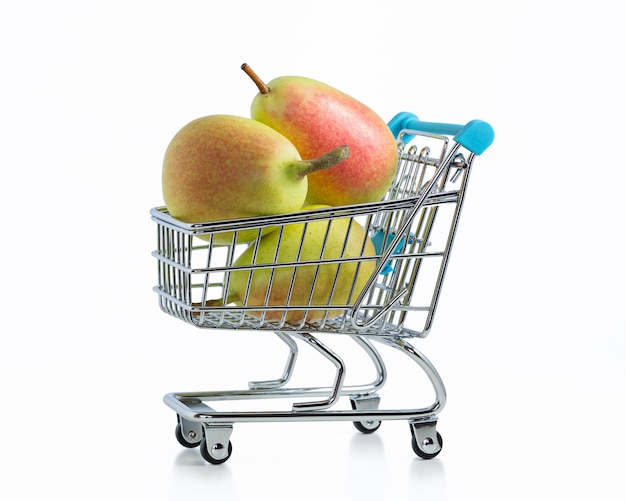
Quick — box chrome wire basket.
[151,111,494,464]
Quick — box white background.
[1,1,624,499]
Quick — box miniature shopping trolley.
[151,111,494,464]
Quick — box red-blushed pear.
[207,205,377,324]
[162,114,349,244]
[242,63,398,207]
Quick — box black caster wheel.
[411,431,443,459]
[175,422,201,448]
[353,419,382,434]
[200,438,233,465]
[350,396,381,434]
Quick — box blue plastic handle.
[388,111,494,155]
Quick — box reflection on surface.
[409,455,446,479]
[173,448,234,487]
[348,429,385,455]
[408,453,446,493]
[174,448,208,467]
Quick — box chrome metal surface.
[248,332,298,390]
[152,120,487,462]
[410,420,442,456]
[163,335,445,424]
[202,424,233,461]
[291,333,346,411]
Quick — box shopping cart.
[151,111,494,464]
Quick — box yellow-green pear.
[162,114,349,244]
[219,205,377,323]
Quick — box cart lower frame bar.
[164,334,446,423]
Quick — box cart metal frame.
[151,111,494,464]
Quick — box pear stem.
[296,145,350,178]
[241,63,270,94]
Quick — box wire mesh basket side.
[151,128,475,337]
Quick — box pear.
[218,205,377,323]
[162,114,349,244]
[242,64,398,207]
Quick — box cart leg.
[249,334,385,395]
[291,332,346,411]
[348,336,385,433]
[376,336,447,414]
[375,337,446,459]
[248,331,298,390]
[351,335,387,392]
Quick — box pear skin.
[162,114,349,244]
[224,205,377,323]
[242,64,398,207]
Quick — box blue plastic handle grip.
[387,111,494,155]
